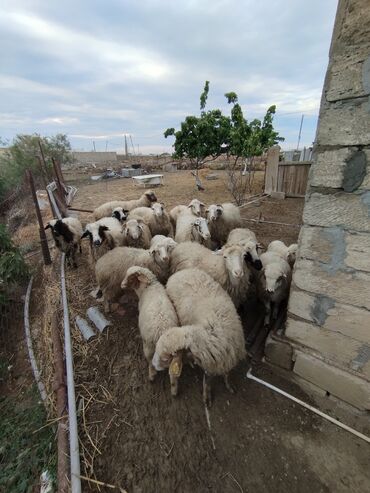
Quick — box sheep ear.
[44,224,51,230]
[169,352,183,377]
[200,202,205,207]
[213,249,223,256]
[81,230,90,239]
[187,204,192,208]
[137,273,150,285]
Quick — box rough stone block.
[303,192,370,233]
[293,351,370,411]
[316,97,370,146]
[326,52,370,101]
[286,319,370,378]
[298,225,370,273]
[293,258,370,309]
[288,288,370,344]
[270,191,285,200]
[310,148,370,191]
[264,335,293,370]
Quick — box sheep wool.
[93,190,157,220]
[156,268,246,376]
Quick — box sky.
[0,0,338,154]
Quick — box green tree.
[164,81,231,176]
[0,133,72,201]
[225,95,284,204]
[0,224,29,307]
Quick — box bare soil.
[13,169,370,492]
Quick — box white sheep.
[169,205,187,229]
[257,251,292,326]
[95,235,177,312]
[45,217,83,268]
[267,240,298,267]
[152,268,246,404]
[187,198,206,217]
[122,218,152,249]
[227,227,262,271]
[93,190,157,220]
[150,202,174,237]
[169,199,205,232]
[171,241,252,307]
[206,202,241,246]
[130,203,173,238]
[121,266,179,383]
[82,217,124,261]
[174,213,211,247]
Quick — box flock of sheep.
[45,190,297,404]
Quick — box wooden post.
[36,156,56,217]
[38,140,52,181]
[55,159,66,188]
[51,310,69,493]
[264,145,280,195]
[27,169,52,265]
[52,158,66,206]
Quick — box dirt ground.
[10,169,370,492]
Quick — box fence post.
[27,169,52,265]
[264,145,280,194]
[38,140,51,181]
[52,158,66,206]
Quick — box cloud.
[0,0,338,152]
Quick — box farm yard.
[3,169,369,493]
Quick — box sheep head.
[216,244,245,280]
[151,202,165,217]
[206,204,223,222]
[82,223,109,247]
[121,266,154,291]
[149,236,177,265]
[112,207,129,223]
[192,217,210,241]
[124,219,144,240]
[188,198,205,217]
[144,190,157,203]
[261,263,288,294]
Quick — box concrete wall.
[72,151,117,165]
[266,0,370,411]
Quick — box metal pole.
[27,169,52,265]
[60,254,81,493]
[296,114,304,151]
[51,310,69,493]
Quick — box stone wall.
[266,0,370,411]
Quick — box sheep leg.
[224,373,235,394]
[169,373,179,396]
[143,345,157,382]
[148,364,157,382]
[272,302,280,321]
[71,245,78,268]
[103,297,111,313]
[203,373,213,408]
[264,300,271,326]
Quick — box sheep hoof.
[224,375,235,394]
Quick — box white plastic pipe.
[246,368,370,444]
[24,276,48,403]
[61,254,82,492]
